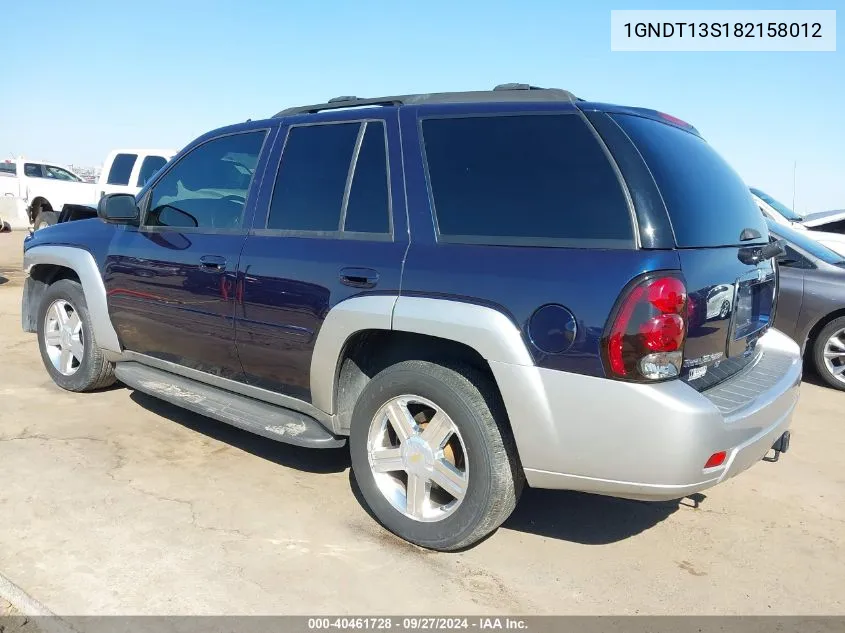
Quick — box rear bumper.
[491,328,801,501]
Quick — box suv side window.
[421,114,633,246]
[145,131,266,230]
[268,123,359,231]
[267,121,391,235]
[0,162,16,176]
[107,153,138,185]
[137,155,168,187]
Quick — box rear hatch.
[613,113,776,390]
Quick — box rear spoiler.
[577,103,702,137]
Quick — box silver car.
[770,220,845,390]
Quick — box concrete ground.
[0,230,843,616]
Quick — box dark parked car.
[21,85,801,550]
[770,219,845,390]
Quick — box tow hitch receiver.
[763,431,791,463]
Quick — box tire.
[349,360,524,551]
[812,316,845,391]
[37,279,116,392]
[34,210,58,230]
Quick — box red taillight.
[640,314,685,352]
[704,451,727,469]
[647,277,686,313]
[604,275,687,381]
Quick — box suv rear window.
[613,114,767,248]
[422,114,633,246]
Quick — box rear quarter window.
[421,113,633,247]
[137,155,168,187]
[107,153,138,186]
[24,163,43,178]
[613,114,767,248]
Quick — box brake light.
[604,275,687,381]
[658,112,691,128]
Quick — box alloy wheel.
[43,299,84,376]
[823,327,845,384]
[366,395,469,522]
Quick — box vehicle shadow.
[0,275,7,286]
[348,467,698,547]
[128,390,351,474]
[500,487,694,544]
[799,359,835,390]
[128,388,692,545]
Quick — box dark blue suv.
[22,84,801,550]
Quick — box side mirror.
[98,193,139,225]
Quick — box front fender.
[23,245,121,354]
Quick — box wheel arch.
[23,246,121,354]
[311,295,536,435]
[22,264,80,332]
[28,196,53,222]
[805,308,845,355]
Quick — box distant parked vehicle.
[751,187,845,255]
[0,149,175,230]
[95,149,176,199]
[800,208,845,233]
[769,219,845,391]
[1,159,94,229]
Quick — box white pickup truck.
[0,148,175,229]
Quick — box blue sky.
[2,0,842,212]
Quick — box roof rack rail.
[493,83,545,91]
[273,85,579,118]
[275,96,404,117]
